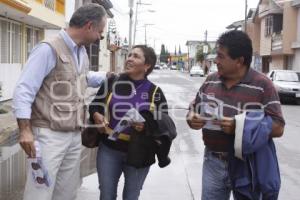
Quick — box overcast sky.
[67,0,260,54]
[110,0,260,53]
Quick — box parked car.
[160,63,168,69]
[154,64,161,70]
[267,70,300,104]
[190,66,204,77]
[170,65,177,70]
[208,64,218,75]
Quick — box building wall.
[260,18,272,56]
[99,37,111,72]
[0,0,65,101]
[252,20,261,54]
[282,2,297,55]
[294,49,300,71]
[293,8,300,71]
[297,8,300,41]
[0,17,44,101]
[0,64,22,101]
[270,55,284,70]
[27,0,66,28]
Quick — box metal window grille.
[0,20,10,63]
[11,23,21,63]
[44,0,55,11]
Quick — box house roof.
[252,0,283,21]
[226,20,244,29]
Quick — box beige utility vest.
[31,35,88,131]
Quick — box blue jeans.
[202,148,264,200]
[97,143,150,200]
[202,148,232,200]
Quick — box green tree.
[196,47,205,63]
[160,44,169,63]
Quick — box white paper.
[28,141,51,188]
[108,108,145,141]
[198,93,223,131]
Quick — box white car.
[267,70,300,104]
[208,65,218,75]
[160,63,168,69]
[190,66,204,76]
[170,65,177,70]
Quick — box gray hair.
[69,3,107,28]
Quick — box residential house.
[186,40,216,70]
[227,0,300,73]
[253,0,298,72]
[0,0,66,101]
[292,0,300,71]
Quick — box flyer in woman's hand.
[108,108,145,141]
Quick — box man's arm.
[86,71,112,88]
[13,43,56,157]
[18,119,36,157]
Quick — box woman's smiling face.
[124,47,150,80]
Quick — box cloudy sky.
[67,0,260,53]
[110,0,260,53]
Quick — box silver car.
[190,66,204,77]
[267,70,300,104]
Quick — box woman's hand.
[131,122,145,132]
[93,112,108,133]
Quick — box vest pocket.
[49,103,78,131]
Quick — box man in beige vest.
[13,4,107,200]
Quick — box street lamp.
[133,0,152,45]
[144,23,154,45]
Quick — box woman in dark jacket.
[89,45,169,200]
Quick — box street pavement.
[77,69,300,200]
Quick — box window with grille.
[86,40,100,71]
[26,27,42,59]
[26,27,33,59]
[1,20,21,64]
[11,23,21,63]
[265,15,273,36]
[0,19,10,63]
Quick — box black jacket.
[127,110,177,168]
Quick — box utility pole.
[204,30,208,42]
[128,0,134,49]
[245,0,248,33]
[133,0,152,45]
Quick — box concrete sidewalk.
[76,147,204,200]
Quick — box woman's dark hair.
[217,30,253,68]
[132,45,157,76]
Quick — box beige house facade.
[248,0,300,73]
[0,0,65,101]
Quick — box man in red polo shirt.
[187,30,285,200]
